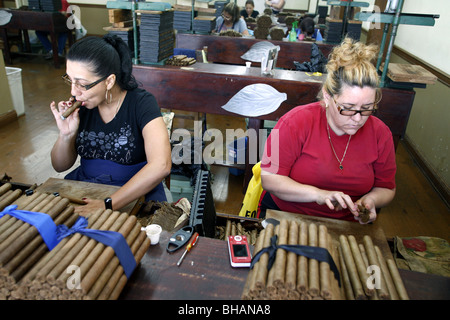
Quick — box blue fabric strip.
[57,216,137,278]
[0,205,59,250]
[251,234,341,287]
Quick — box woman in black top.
[50,35,171,216]
[240,0,259,19]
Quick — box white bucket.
[5,67,25,116]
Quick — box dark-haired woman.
[50,35,171,216]
[240,0,259,19]
[214,2,250,36]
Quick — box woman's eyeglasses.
[221,14,232,21]
[62,73,108,91]
[333,92,381,116]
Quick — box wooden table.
[0,9,73,68]
[119,230,249,300]
[119,212,450,300]
[175,33,335,70]
[132,62,415,191]
[35,178,138,214]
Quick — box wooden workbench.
[35,177,138,214]
[132,62,415,191]
[0,9,73,68]
[119,211,449,300]
[175,33,335,69]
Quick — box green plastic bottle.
[289,21,298,42]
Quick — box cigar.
[61,97,82,120]
[357,204,370,223]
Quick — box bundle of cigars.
[241,219,409,300]
[165,55,196,66]
[216,219,260,245]
[0,183,149,300]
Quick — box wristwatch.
[104,197,113,210]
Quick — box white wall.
[360,0,449,75]
[396,0,449,75]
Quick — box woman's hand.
[50,99,80,137]
[74,198,105,216]
[354,197,377,224]
[316,190,357,214]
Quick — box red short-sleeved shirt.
[260,102,396,221]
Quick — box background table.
[0,9,73,68]
[133,62,415,191]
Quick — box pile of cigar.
[241,219,410,300]
[242,219,341,300]
[253,15,273,40]
[0,183,149,300]
[216,219,260,245]
[165,55,196,66]
[338,234,409,300]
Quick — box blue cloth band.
[251,234,341,287]
[1,206,137,278]
[0,205,59,250]
[56,216,137,278]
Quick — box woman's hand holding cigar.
[61,96,82,120]
[50,96,81,137]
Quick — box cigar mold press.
[61,96,82,120]
[189,170,216,237]
[166,226,195,253]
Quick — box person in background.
[257,37,396,224]
[50,35,171,216]
[265,0,285,15]
[214,2,250,36]
[36,0,87,59]
[298,16,323,41]
[240,0,259,19]
[36,0,69,59]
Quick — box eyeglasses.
[221,14,232,21]
[333,92,381,116]
[62,73,108,91]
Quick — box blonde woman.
[258,38,396,223]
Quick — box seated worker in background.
[50,34,172,216]
[257,37,396,224]
[240,0,259,19]
[36,0,69,59]
[36,0,87,59]
[214,2,250,36]
[298,16,323,41]
[265,0,285,15]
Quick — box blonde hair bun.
[320,37,381,99]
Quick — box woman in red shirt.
[258,37,396,224]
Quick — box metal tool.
[166,226,194,253]
[177,232,199,267]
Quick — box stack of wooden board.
[324,17,343,43]
[138,10,175,64]
[174,9,193,32]
[346,20,362,41]
[193,16,216,34]
[104,9,137,54]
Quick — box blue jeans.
[35,31,68,54]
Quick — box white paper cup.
[246,61,251,68]
[145,224,162,245]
